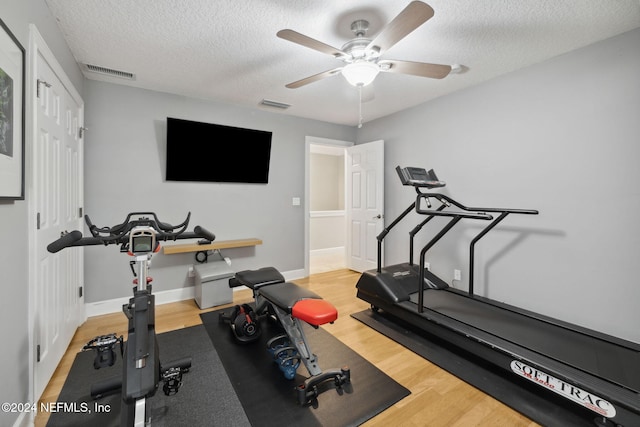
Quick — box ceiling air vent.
[82,63,136,80]
[260,99,290,110]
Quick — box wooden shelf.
[162,238,262,255]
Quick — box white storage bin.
[194,261,234,309]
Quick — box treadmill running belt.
[409,290,640,392]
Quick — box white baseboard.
[85,269,304,317]
[85,286,196,317]
[310,246,345,256]
[282,268,305,281]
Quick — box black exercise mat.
[351,309,601,427]
[47,325,250,427]
[201,309,410,427]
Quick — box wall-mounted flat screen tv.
[166,117,272,183]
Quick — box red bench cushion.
[292,299,338,326]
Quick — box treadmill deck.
[407,288,640,393]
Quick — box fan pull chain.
[358,84,363,129]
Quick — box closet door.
[30,27,85,400]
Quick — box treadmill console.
[396,166,446,189]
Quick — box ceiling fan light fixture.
[342,61,379,87]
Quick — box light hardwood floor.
[309,250,346,274]
[35,269,539,427]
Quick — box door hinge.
[79,286,83,298]
[79,207,83,218]
[78,127,88,139]
[37,345,41,362]
[36,79,51,99]
[37,212,41,230]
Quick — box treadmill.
[356,166,640,426]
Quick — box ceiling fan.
[277,1,452,89]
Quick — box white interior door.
[346,140,384,272]
[29,27,84,401]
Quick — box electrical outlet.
[425,262,430,271]
[188,265,195,278]
[454,269,461,281]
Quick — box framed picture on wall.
[0,18,25,200]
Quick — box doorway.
[304,137,352,275]
[309,144,346,274]
[304,137,385,276]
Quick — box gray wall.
[357,28,640,343]
[0,1,83,425]
[83,80,355,302]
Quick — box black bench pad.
[234,267,285,289]
[259,282,321,312]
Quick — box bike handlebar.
[47,212,216,253]
[193,225,215,242]
[47,230,83,253]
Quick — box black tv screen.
[166,117,272,183]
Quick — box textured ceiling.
[45,0,640,126]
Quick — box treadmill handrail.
[413,192,539,298]
[417,211,490,312]
[415,206,494,220]
[375,177,538,286]
[376,202,416,272]
[417,192,539,216]
[409,203,447,265]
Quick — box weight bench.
[227,267,351,405]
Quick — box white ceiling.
[45,0,640,127]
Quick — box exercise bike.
[47,212,215,426]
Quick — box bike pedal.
[83,333,123,369]
[162,367,184,396]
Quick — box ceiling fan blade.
[367,1,434,55]
[277,29,347,59]
[285,68,343,89]
[379,59,451,79]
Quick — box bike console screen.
[129,227,157,254]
